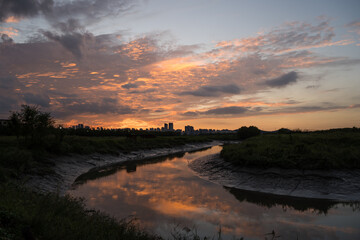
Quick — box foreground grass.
[221,130,360,169]
[0,183,242,240]
[0,183,159,240]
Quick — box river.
[68,145,360,239]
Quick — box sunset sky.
[1,0,359,130]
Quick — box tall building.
[169,122,174,131]
[185,125,194,134]
[164,123,168,130]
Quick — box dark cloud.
[264,71,298,88]
[0,76,22,115]
[129,88,156,94]
[65,97,134,115]
[121,81,145,89]
[179,84,241,97]
[42,19,93,58]
[48,0,134,23]
[306,85,320,89]
[23,93,50,107]
[0,34,13,44]
[181,111,199,117]
[154,109,165,113]
[0,75,18,90]
[0,0,134,23]
[204,106,248,115]
[0,0,52,22]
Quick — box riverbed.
[68,145,360,239]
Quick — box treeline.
[236,126,360,141]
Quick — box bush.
[237,126,260,140]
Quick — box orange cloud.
[4,16,21,23]
[61,62,77,68]
[0,26,18,37]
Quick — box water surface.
[69,146,360,239]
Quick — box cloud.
[0,0,52,23]
[0,0,134,23]
[0,75,22,114]
[65,97,134,115]
[179,84,241,97]
[129,88,156,94]
[181,111,199,117]
[121,81,145,89]
[212,20,354,63]
[42,19,93,58]
[48,0,134,23]
[204,106,248,115]
[346,20,360,35]
[0,15,359,125]
[264,71,298,88]
[23,93,50,107]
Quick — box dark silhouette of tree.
[9,105,54,146]
[237,126,260,140]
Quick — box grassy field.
[221,130,360,169]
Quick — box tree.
[9,105,55,146]
[237,126,260,140]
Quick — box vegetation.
[0,105,237,181]
[236,126,260,140]
[0,106,240,240]
[0,183,159,240]
[221,128,360,169]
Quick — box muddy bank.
[189,153,360,201]
[25,141,223,195]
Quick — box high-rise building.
[164,123,168,130]
[185,125,194,134]
[169,122,174,130]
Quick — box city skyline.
[1,0,360,131]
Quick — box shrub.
[237,126,261,140]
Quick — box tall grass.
[0,183,160,240]
[221,131,360,169]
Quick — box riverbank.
[25,141,224,195]
[189,152,360,201]
[0,134,235,182]
[1,139,227,240]
[221,129,360,169]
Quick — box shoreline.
[25,141,224,195]
[24,139,360,202]
[189,153,360,201]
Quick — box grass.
[55,135,213,155]
[0,183,159,240]
[221,130,360,169]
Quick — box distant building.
[169,122,174,131]
[185,125,195,135]
[164,123,168,130]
